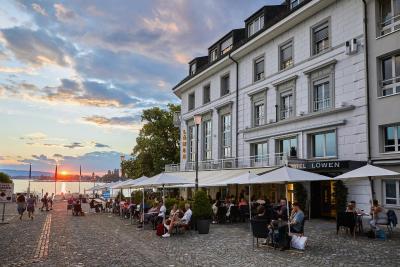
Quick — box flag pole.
[79,165,82,194]
[54,165,58,196]
[28,163,32,196]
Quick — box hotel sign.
[182,129,187,160]
[289,160,349,170]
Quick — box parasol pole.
[286,183,290,236]
[142,187,145,230]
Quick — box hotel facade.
[168,0,400,218]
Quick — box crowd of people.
[15,192,55,220]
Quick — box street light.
[194,114,202,191]
[120,154,125,179]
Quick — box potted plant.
[192,190,212,234]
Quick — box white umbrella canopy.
[223,172,259,185]
[134,172,192,187]
[86,184,104,191]
[111,179,135,189]
[252,166,331,184]
[334,164,399,180]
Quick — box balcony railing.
[280,106,293,120]
[313,98,330,112]
[165,153,296,172]
[380,14,400,36]
[381,76,400,96]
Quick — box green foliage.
[333,180,348,213]
[122,104,181,178]
[133,190,143,204]
[116,191,125,201]
[293,183,307,211]
[0,172,12,183]
[192,190,212,220]
[164,197,178,210]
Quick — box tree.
[0,172,12,183]
[123,104,181,178]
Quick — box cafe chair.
[336,212,356,238]
[250,219,269,248]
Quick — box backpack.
[156,223,165,236]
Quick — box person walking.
[27,194,35,220]
[41,192,49,211]
[49,193,54,210]
[16,193,26,220]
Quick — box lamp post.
[28,163,32,196]
[120,154,125,180]
[194,114,202,191]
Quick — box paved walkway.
[0,202,399,266]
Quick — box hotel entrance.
[310,180,336,218]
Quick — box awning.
[165,167,276,188]
[252,166,331,184]
[334,164,399,180]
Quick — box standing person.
[16,193,26,220]
[27,194,35,220]
[41,192,49,211]
[49,193,54,210]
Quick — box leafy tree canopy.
[0,172,13,183]
[123,104,180,178]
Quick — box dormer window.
[190,63,196,75]
[290,0,304,9]
[248,15,264,37]
[221,37,233,55]
[210,48,218,62]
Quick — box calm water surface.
[12,179,99,195]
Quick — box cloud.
[92,142,110,148]
[53,153,63,158]
[20,132,47,141]
[54,3,75,22]
[83,115,141,126]
[32,3,47,16]
[63,142,84,149]
[0,27,76,67]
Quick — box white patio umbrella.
[252,166,332,235]
[111,179,135,190]
[335,164,399,203]
[223,172,259,221]
[133,173,192,229]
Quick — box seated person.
[73,200,83,216]
[253,205,268,221]
[238,198,248,207]
[369,199,388,231]
[162,203,192,238]
[276,199,288,221]
[346,203,355,213]
[288,202,304,233]
[153,201,166,227]
[137,203,159,228]
[256,195,266,205]
[165,204,179,226]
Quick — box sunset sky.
[0,0,280,174]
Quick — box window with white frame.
[277,137,297,158]
[383,124,400,152]
[254,56,265,82]
[190,63,196,75]
[312,21,330,55]
[379,0,400,36]
[188,92,195,111]
[253,101,265,126]
[203,84,211,104]
[221,74,230,96]
[221,113,232,158]
[290,0,304,9]
[252,142,268,163]
[311,131,336,158]
[202,120,212,160]
[313,80,331,112]
[210,48,218,62]
[248,15,264,37]
[221,37,233,55]
[280,41,293,70]
[381,54,400,96]
[280,91,294,120]
[383,179,400,205]
[188,125,196,162]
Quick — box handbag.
[290,235,308,250]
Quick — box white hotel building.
[167,0,399,218]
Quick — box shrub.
[293,183,307,211]
[333,180,348,213]
[192,190,212,220]
[133,190,143,204]
[0,172,12,184]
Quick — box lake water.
[12,179,99,195]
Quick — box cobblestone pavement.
[1,202,400,266]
